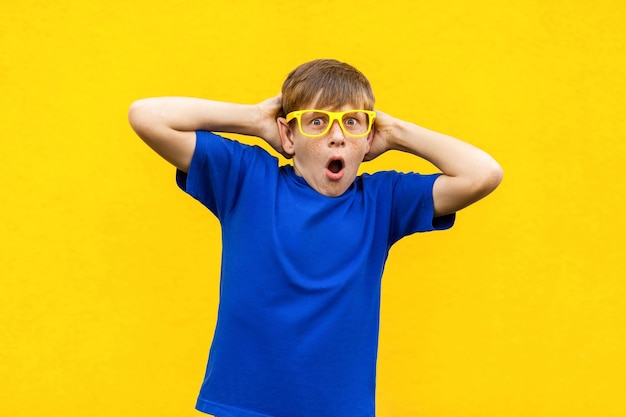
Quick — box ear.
[365,128,375,152]
[277,117,295,156]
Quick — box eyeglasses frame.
[285,109,377,138]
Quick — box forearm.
[129,97,262,137]
[128,95,285,171]
[391,120,499,179]
[389,119,503,214]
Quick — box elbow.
[477,159,504,196]
[433,160,503,216]
[128,99,151,135]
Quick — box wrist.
[221,102,261,136]
[391,119,442,160]
[386,118,413,152]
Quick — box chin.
[319,179,352,197]
[324,189,346,198]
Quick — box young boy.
[128,59,502,417]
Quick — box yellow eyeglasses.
[285,109,376,138]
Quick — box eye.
[311,118,324,126]
[345,117,358,126]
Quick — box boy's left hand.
[363,110,396,161]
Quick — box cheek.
[294,139,322,162]
[305,139,325,153]
[348,140,369,157]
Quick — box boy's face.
[278,102,374,197]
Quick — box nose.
[327,120,345,147]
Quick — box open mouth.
[326,157,345,181]
[327,159,344,174]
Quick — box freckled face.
[280,104,373,197]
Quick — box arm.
[128,95,284,172]
[366,111,503,217]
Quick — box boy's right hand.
[257,94,291,159]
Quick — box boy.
[128,59,502,417]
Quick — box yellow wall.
[2,0,625,416]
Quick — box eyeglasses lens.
[300,111,371,136]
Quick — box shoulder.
[193,130,278,167]
[359,170,440,192]
[360,171,455,238]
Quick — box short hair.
[280,59,375,118]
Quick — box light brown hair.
[280,59,375,118]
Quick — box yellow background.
[2,0,625,416]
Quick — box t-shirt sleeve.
[175,130,271,220]
[388,172,455,244]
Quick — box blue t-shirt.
[176,131,454,417]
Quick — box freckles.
[347,141,368,155]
